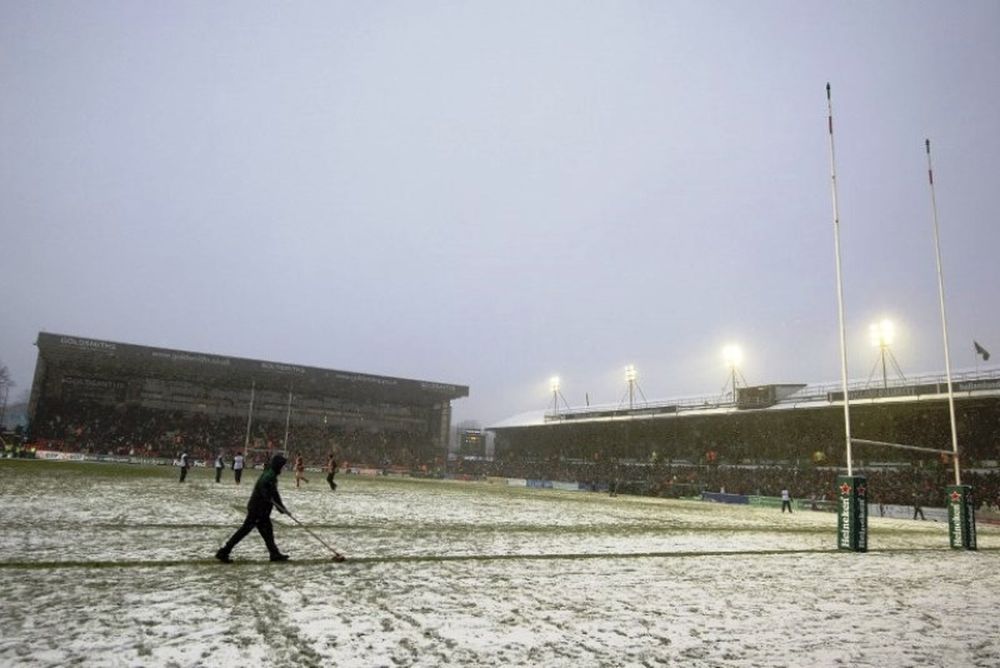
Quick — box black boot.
[270,552,290,562]
[215,549,233,563]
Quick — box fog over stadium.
[2,2,999,427]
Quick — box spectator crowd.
[20,399,1000,512]
[27,399,438,471]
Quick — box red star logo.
[840,482,851,495]
[950,491,962,503]
[857,485,866,496]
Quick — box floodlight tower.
[625,364,637,410]
[617,364,648,411]
[722,344,746,404]
[867,319,905,390]
[548,376,571,416]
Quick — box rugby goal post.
[851,437,976,550]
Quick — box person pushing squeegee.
[216,453,346,563]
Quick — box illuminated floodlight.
[869,319,895,348]
[722,344,743,368]
[625,364,637,382]
[550,376,561,393]
[867,318,904,390]
[721,344,744,404]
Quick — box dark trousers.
[781,500,792,513]
[234,469,243,484]
[914,507,925,520]
[221,514,280,556]
[179,466,188,483]
[215,467,223,483]
[327,473,337,490]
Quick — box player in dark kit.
[912,491,926,520]
[214,453,225,483]
[325,454,339,491]
[215,454,291,563]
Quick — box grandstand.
[488,370,1000,473]
[26,332,468,467]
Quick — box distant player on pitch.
[325,454,339,491]
[294,453,309,488]
[781,489,793,513]
[233,451,245,484]
[214,452,226,483]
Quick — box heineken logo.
[840,496,851,543]
[839,482,851,495]
[950,490,962,503]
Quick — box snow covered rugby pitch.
[1,461,998,667]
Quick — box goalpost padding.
[946,485,977,550]
[837,475,868,552]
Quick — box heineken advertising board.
[837,475,867,552]
[945,485,977,550]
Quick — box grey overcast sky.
[2,1,999,426]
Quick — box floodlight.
[870,319,895,348]
[550,376,560,393]
[722,344,743,368]
[625,364,637,382]
[867,318,906,391]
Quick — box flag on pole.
[974,340,990,361]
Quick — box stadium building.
[27,332,468,465]
[488,372,1000,471]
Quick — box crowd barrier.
[345,467,382,477]
[870,503,948,522]
[702,491,750,505]
[701,489,952,521]
[501,477,597,492]
[34,449,174,466]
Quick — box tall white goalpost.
[241,380,293,466]
[823,89,976,551]
[243,380,255,458]
[826,83,868,552]
[924,139,976,550]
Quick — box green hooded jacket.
[247,455,287,518]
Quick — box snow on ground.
[1,460,998,667]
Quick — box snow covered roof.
[488,368,1000,431]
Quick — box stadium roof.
[487,370,1000,431]
[35,332,468,405]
